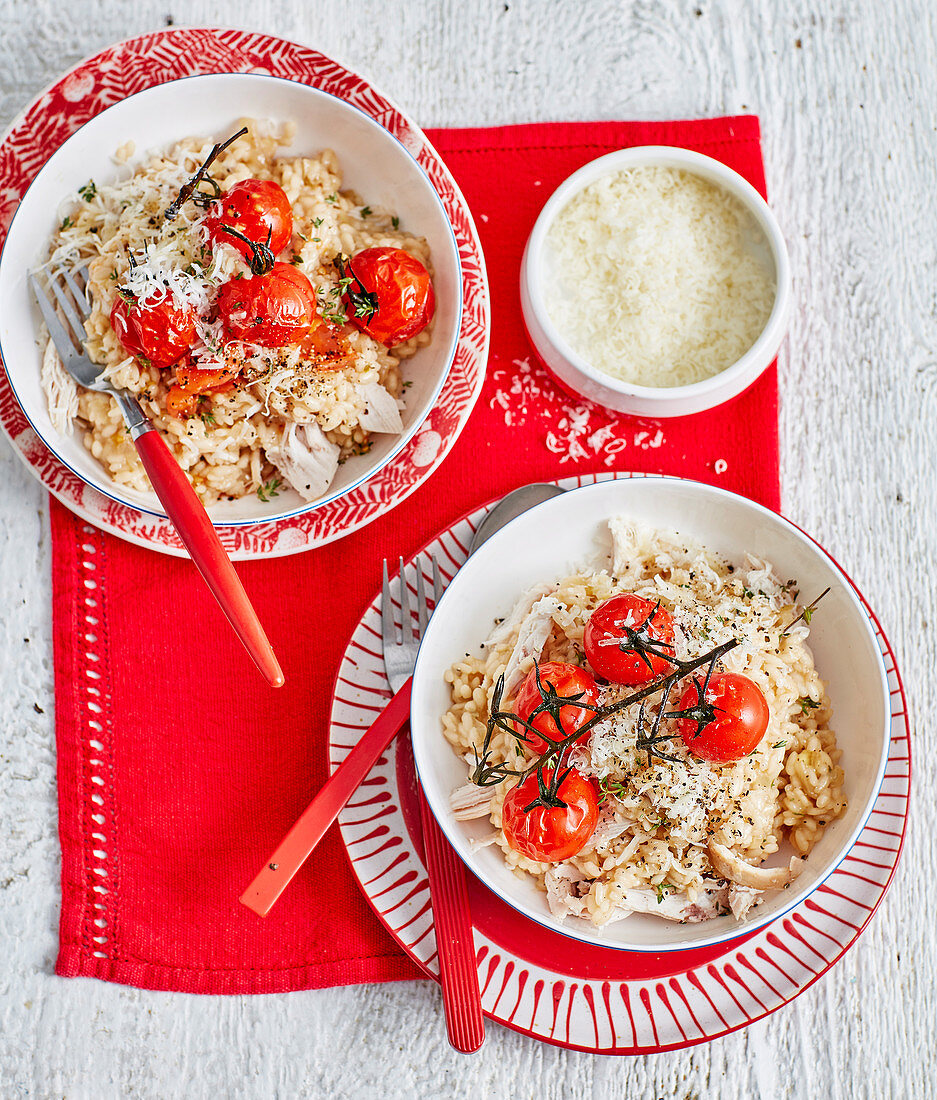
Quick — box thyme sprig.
[470,639,739,811]
[165,126,249,220]
[782,587,830,635]
[318,279,351,326]
[256,477,283,502]
[335,254,378,321]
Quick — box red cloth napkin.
[53,116,778,993]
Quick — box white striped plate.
[328,472,908,1053]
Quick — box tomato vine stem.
[470,638,740,809]
[165,126,249,221]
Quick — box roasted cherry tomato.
[165,362,240,418]
[512,662,601,754]
[502,768,599,863]
[266,262,318,311]
[109,293,197,369]
[165,389,198,419]
[342,247,434,346]
[203,178,293,259]
[298,322,353,372]
[216,263,316,347]
[583,594,676,685]
[677,672,770,763]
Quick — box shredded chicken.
[545,867,734,926]
[545,864,591,920]
[501,596,564,698]
[449,781,494,821]
[611,881,729,924]
[728,884,762,920]
[708,840,804,889]
[265,421,340,501]
[40,334,79,434]
[486,583,555,647]
[358,382,403,434]
[583,803,634,850]
[468,833,500,852]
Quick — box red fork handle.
[240,678,412,917]
[132,426,284,689]
[419,784,486,1053]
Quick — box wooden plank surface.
[0,1,931,1096]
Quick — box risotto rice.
[441,518,846,927]
[41,120,434,505]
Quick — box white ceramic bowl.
[520,147,791,417]
[410,478,890,953]
[0,73,463,526]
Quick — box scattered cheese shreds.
[490,357,667,466]
[543,166,775,388]
[118,241,216,314]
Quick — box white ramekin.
[520,146,792,417]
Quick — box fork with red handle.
[30,266,284,688]
[240,556,485,1053]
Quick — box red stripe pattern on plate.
[329,471,910,1054]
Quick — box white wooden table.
[0,2,931,1096]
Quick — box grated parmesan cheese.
[118,241,217,314]
[543,167,776,388]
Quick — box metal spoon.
[469,482,566,554]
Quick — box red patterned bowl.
[0,72,465,526]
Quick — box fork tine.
[432,556,443,606]
[416,564,428,635]
[58,264,91,318]
[398,556,412,641]
[46,271,86,343]
[381,559,397,651]
[29,273,80,357]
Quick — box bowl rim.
[522,145,792,403]
[409,476,892,953]
[0,70,463,527]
